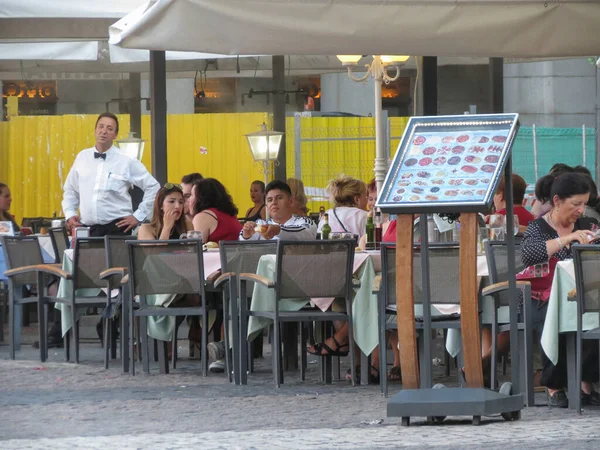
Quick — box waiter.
[62,112,159,236]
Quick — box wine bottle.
[321,213,332,240]
[366,211,375,250]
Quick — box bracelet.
[556,236,563,249]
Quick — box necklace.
[546,211,556,229]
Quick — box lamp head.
[336,55,363,66]
[116,132,145,161]
[380,55,410,64]
[245,124,284,162]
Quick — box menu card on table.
[377,114,520,214]
[0,221,15,236]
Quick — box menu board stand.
[379,114,524,426]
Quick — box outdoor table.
[36,234,55,261]
[247,250,380,355]
[56,248,222,340]
[541,259,600,365]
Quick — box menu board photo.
[377,114,520,214]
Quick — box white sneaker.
[209,359,225,373]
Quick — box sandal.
[307,335,349,357]
[388,366,402,382]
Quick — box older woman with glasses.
[138,183,191,240]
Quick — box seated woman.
[478,173,535,384]
[190,178,243,243]
[244,180,266,222]
[287,178,309,217]
[137,183,196,356]
[522,172,599,408]
[138,183,191,240]
[318,176,368,237]
[0,183,20,233]
[486,173,534,232]
[532,163,573,218]
[310,177,374,378]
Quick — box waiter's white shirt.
[62,145,160,226]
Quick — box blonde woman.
[287,178,309,217]
[317,176,368,237]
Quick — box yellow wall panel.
[1,113,408,226]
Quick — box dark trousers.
[530,299,600,390]
[87,218,132,238]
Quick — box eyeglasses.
[163,182,182,190]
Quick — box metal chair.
[62,237,112,363]
[374,243,464,397]
[484,240,534,406]
[99,235,136,370]
[126,239,210,376]
[1,235,69,361]
[217,240,278,384]
[48,227,70,264]
[238,239,358,387]
[570,244,600,414]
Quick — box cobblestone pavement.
[1,340,600,449]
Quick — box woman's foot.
[547,389,568,408]
[388,366,402,382]
[307,335,349,357]
[346,365,380,384]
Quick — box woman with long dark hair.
[190,178,242,243]
[138,183,191,240]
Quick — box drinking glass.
[489,214,505,241]
[186,230,203,241]
[510,215,520,235]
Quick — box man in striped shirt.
[240,180,316,241]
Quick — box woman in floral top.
[522,172,599,408]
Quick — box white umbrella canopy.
[109,0,600,58]
[0,0,148,41]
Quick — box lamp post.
[337,55,410,194]
[245,123,284,185]
[116,132,146,161]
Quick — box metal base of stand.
[387,388,524,425]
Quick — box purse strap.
[332,208,350,233]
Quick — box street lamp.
[116,132,146,161]
[337,55,410,193]
[245,123,284,185]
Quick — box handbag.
[515,256,558,302]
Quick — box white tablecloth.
[541,260,600,365]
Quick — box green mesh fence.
[512,127,597,185]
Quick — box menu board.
[377,114,519,214]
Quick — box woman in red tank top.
[189,178,242,243]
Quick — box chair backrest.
[219,240,278,275]
[0,236,44,286]
[380,242,461,307]
[127,239,204,296]
[72,237,107,290]
[572,245,600,314]
[274,239,355,299]
[49,227,70,264]
[484,240,524,306]
[105,235,136,269]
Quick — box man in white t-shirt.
[240,180,316,241]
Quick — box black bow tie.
[94,152,106,160]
